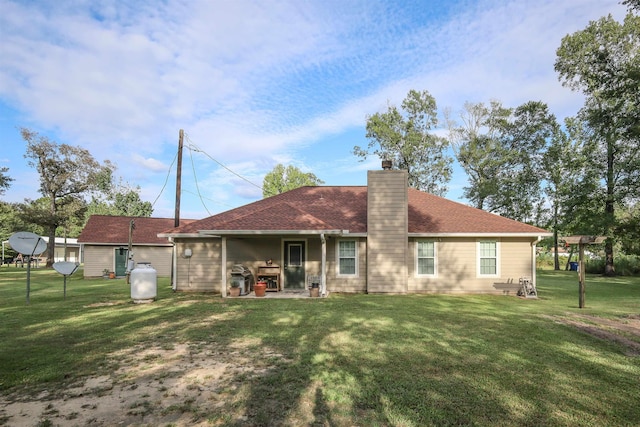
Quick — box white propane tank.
[130,262,157,302]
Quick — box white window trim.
[477,240,500,278]
[415,240,437,277]
[336,239,358,277]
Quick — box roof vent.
[381,160,392,170]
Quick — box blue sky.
[0,0,627,220]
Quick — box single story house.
[2,237,82,265]
[78,215,195,277]
[159,165,552,296]
[42,237,83,263]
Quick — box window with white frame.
[337,240,357,276]
[478,240,499,276]
[416,240,436,276]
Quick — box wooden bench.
[493,279,521,295]
[494,277,538,298]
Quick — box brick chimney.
[366,161,408,293]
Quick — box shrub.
[586,255,640,276]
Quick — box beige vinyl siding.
[300,238,322,284]
[408,237,535,293]
[226,237,281,278]
[326,237,367,292]
[366,170,408,293]
[175,239,221,292]
[82,246,113,277]
[133,246,173,277]
[82,245,172,278]
[500,238,534,281]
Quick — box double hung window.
[416,240,436,276]
[478,241,499,276]
[337,240,357,276]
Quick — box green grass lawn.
[0,266,639,426]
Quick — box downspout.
[221,237,227,298]
[321,233,327,297]
[531,236,543,288]
[170,237,177,291]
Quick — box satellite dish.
[53,261,79,300]
[9,232,48,305]
[53,262,79,276]
[9,232,48,256]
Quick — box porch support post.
[221,237,227,298]
[578,242,585,309]
[321,233,327,296]
[531,236,542,289]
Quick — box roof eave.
[408,232,553,238]
[198,229,347,236]
[157,233,201,238]
[79,242,173,246]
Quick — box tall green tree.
[21,128,113,266]
[448,101,511,209]
[555,12,640,275]
[448,100,558,223]
[0,201,37,259]
[622,0,640,12]
[540,117,589,269]
[112,188,153,216]
[354,89,452,196]
[87,177,153,218]
[0,167,13,196]
[617,202,640,255]
[18,196,87,240]
[497,101,560,223]
[263,164,324,197]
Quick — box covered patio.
[227,289,323,299]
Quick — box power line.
[184,133,264,193]
[188,144,212,216]
[150,131,265,217]
[182,188,236,210]
[151,149,178,210]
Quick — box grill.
[231,264,253,295]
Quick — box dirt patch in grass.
[550,313,640,357]
[0,340,285,426]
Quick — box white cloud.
[131,155,169,173]
[0,0,629,217]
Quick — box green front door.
[284,241,305,289]
[115,248,128,277]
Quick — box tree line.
[0,129,152,266]
[353,5,639,275]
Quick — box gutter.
[157,233,201,238]
[170,237,177,291]
[408,232,553,238]
[197,229,345,236]
[320,233,327,297]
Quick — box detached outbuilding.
[78,215,195,278]
[160,165,551,296]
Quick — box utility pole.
[175,129,184,228]
[126,219,135,284]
